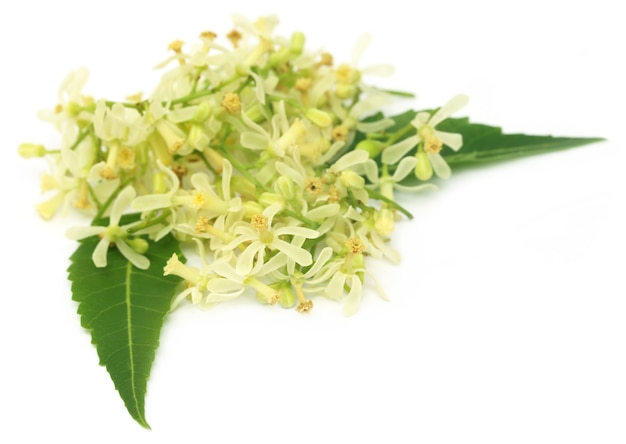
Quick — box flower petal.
[392,156,418,182]
[429,94,469,128]
[66,225,105,240]
[116,240,150,269]
[436,130,463,151]
[92,237,110,268]
[428,152,452,179]
[382,135,419,165]
[110,186,136,226]
[271,239,312,266]
[343,276,363,317]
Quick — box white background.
[1,0,625,442]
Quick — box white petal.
[356,118,395,133]
[343,276,363,317]
[275,161,305,187]
[363,159,379,184]
[410,112,430,128]
[131,194,172,212]
[360,64,395,77]
[392,156,418,182]
[305,247,334,278]
[116,240,150,270]
[393,183,439,193]
[306,204,340,221]
[92,238,110,268]
[168,106,197,123]
[351,33,371,66]
[429,94,469,128]
[211,261,244,283]
[326,272,347,301]
[436,130,463,151]
[381,135,419,165]
[66,225,104,240]
[428,152,452,179]
[190,172,213,192]
[110,186,136,226]
[221,159,233,198]
[207,278,244,293]
[236,242,265,276]
[332,150,369,172]
[272,239,312,266]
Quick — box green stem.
[366,188,413,220]
[126,210,172,234]
[93,178,134,221]
[70,127,91,151]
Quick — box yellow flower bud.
[415,150,433,181]
[18,143,46,158]
[127,238,149,255]
[290,31,305,55]
[305,108,332,128]
[355,140,382,158]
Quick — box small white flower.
[382,94,468,178]
[66,186,149,269]
[224,204,319,275]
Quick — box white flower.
[382,94,469,179]
[224,204,319,275]
[66,186,149,269]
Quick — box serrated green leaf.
[68,217,184,429]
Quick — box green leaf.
[378,109,605,166]
[67,217,184,429]
[435,117,605,166]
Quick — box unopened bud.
[276,176,296,201]
[355,140,382,158]
[189,124,210,150]
[243,201,265,218]
[269,47,291,67]
[335,84,357,99]
[305,108,332,128]
[340,170,365,189]
[415,150,433,181]
[18,143,46,158]
[279,285,296,308]
[127,238,149,255]
[259,192,285,208]
[290,32,305,55]
[192,101,212,123]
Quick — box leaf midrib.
[125,262,141,425]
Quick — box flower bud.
[152,171,168,194]
[18,143,46,158]
[231,176,257,200]
[244,103,265,123]
[192,101,212,123]
[355,140,382,158]
[335,84,357,99]
[415,150,433,181]
[290,31,306,55]
[259,192,285,209]
[279,285,296,308]
[305,108,332,128]
[127,238,149,255]
[276,176,296,201]
[269,47,291,67]
[340,170,365,189]
[189,124,210,150]
[243,201,265,218]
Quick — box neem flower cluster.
[18,15,601,428]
